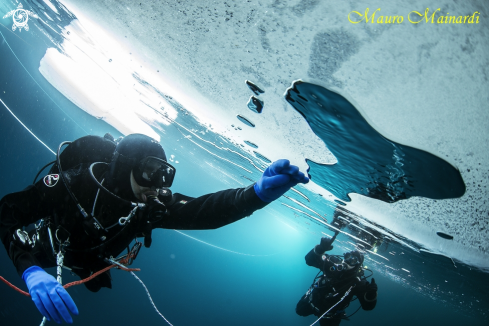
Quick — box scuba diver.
[296,236,378,326]
[0,133,309,324]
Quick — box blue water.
[0,1,488,325]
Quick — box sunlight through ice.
[38,9,223,141]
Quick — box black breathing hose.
[56,142,91,219]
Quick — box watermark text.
[348,8,480,24]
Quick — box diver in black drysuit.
[0,133,309,324]
[296,237,378,326]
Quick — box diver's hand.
[23,266,79,323]
[316,237,334,253]
[365,278,378,301]
[367,278,377,292]
[146,195,166,223]
[254,159,309,202]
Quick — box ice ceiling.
[24,0,489,268]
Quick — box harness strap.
[310,286,353,326]
[308,278,357,317]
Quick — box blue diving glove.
[23,266,79,324]
[254,159,309,202]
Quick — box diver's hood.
[105,134,167,202]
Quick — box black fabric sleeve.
[0,172,70,277]
[153,184,268,230]
[0,185,44,276]
[355,280,378,311]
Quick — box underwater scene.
[0,0,488,325]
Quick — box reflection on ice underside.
[284,80,466,203]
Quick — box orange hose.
[1,264,140,297]
[63,264,140,289]
[0,275,30,297]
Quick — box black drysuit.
[0,160,267,292]
[296,248,377,326]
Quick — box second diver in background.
[296,237,378,325]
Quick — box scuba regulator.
[141,190,171,248]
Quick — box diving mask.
[134,156,176,188]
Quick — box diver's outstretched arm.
[154,184,267,230]
[304,237,334,268]
[154,159,309,230]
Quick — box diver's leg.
[296,293,315,316]
[319,316,342,326]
